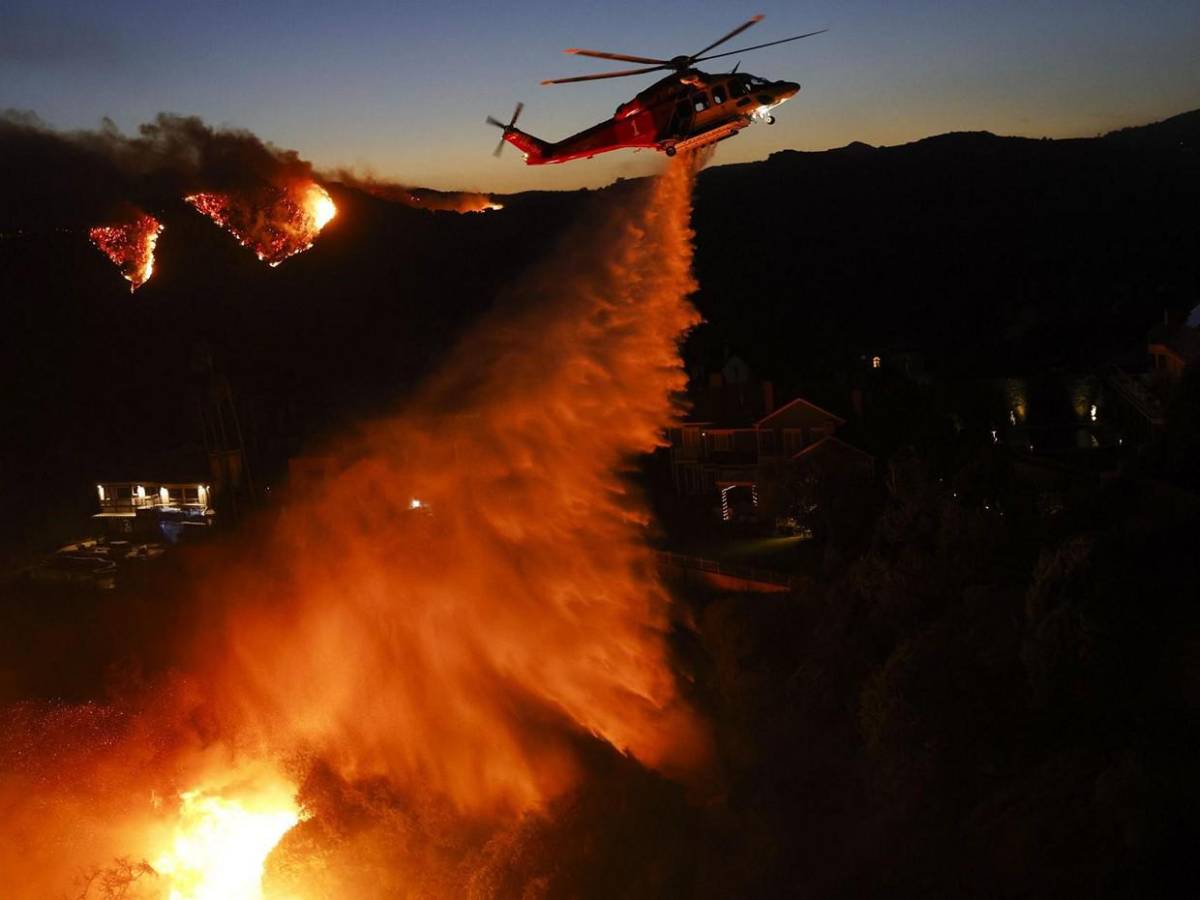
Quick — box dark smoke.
[0,111,314,230]
[326,169,499,213]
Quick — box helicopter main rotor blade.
[541,65,668,85]
[690,14,763,61]
[486,115,507,129]
[694,28,828,64]
[565,48,669,65]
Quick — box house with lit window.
[667,373,871,520]
[94,479,214,541]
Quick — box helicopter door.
[669,98,692,135]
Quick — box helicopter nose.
[777,81,800,100]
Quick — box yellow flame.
[152,785,299,900]
[306,184,336,230]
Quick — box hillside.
[2,110,1198,545]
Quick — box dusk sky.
[2,0,1197,193]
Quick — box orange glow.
[88,214,163,291]
[0,157,710,894]
[305,183,337,230]
[151,780,300,900]
[185,181,336,266]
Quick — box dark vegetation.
[3,110,1200,897]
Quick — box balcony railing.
[656,551,807,591]
[1107,367,1165,426]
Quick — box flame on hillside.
[150,780,300,900]
[88,214,163,291]
[405,188,502,213]
[186,181,335,266]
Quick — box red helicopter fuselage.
[503,70,799,165]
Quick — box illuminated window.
[692,92,710,112]
[872,356,881,369]
[712,85,727,104]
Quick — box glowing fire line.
[186,181,336,267]
[88,215,163,292]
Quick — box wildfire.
[0,157,711,897]
[185,181,336,266]
[151,783,300,900]
[88,214,163,291]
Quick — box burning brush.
[186,181,336,267]
[88,214,164,292]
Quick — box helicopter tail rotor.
[487,102,525,157]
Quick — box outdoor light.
[1090,403,1098,422]
[96,484,105,502]
[410,498,423,510]
[160,486,170,505]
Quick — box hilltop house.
[667,359,872,521]
[1148,320,1200,380]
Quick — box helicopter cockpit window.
[692,91,710,112]
[711,84,727,105]
[729,79,747,97]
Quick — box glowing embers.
[88,214,164,292]
[185,181,336,267]
[151,780,300,900]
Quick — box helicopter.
[487,15,825,165]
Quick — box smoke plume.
[327,169,500,213]
[0,111,315,230]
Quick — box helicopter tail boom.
[502,126,551,164]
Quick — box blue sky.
[2,1,1197,192]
